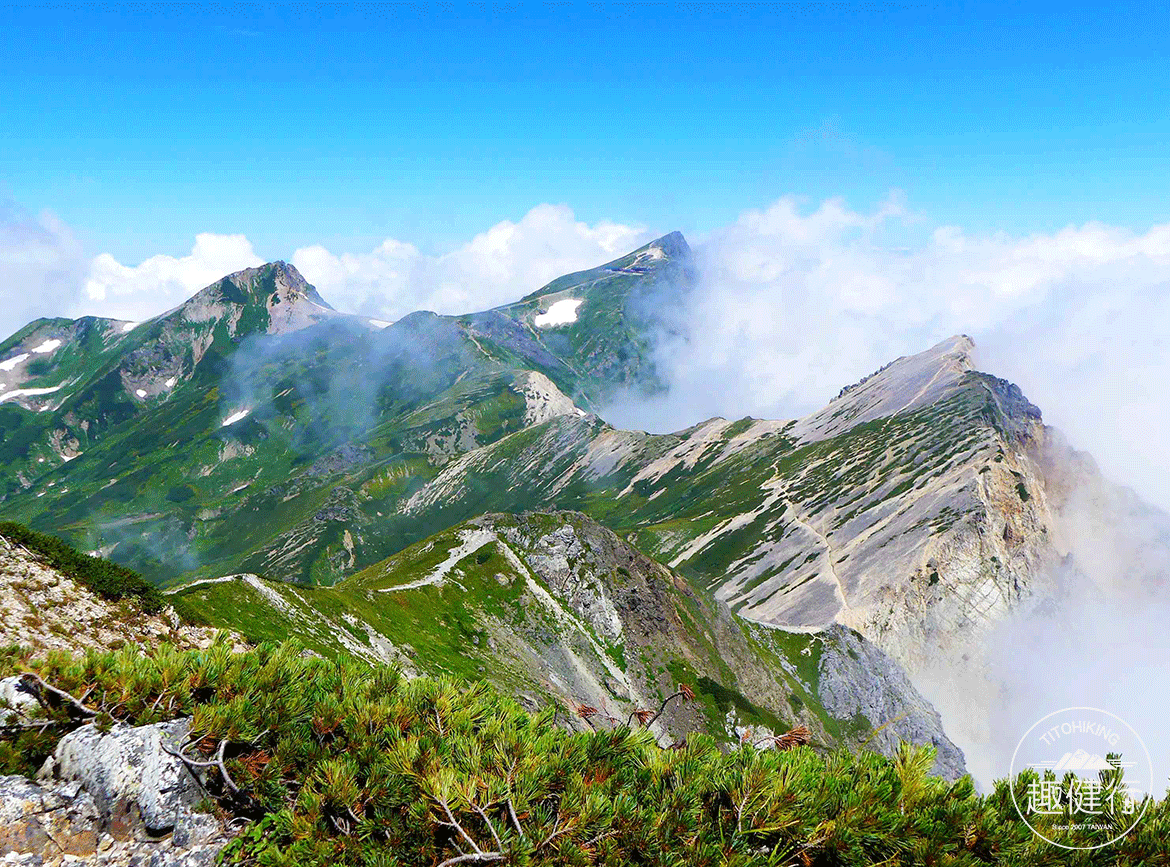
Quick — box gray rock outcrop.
[0,718,229,866]
[817,624,967,781]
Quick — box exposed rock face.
[0,532,218,657]
[511,370,585,427]
[0,719,228,866]
[817,624,966,780]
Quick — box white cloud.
[2,203,646,337]
[291,203,650,319]
[603,193,1170,512]
[0,203,85,339]
[81,233,264,321]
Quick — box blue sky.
[3,2,1169,262]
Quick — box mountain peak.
[174,260,336,335]
[793,335,978,441]
[646,231,691,259]
[617,231,691,266]
[221,261,332,309]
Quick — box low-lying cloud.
[917,472,1170,793]
[602,194,1170,513]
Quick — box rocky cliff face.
[817,624,965,779]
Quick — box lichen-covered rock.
[42,719,203,835]
[0,719,229,866]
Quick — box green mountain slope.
[170,509,965,776]
[0,237,691,583]
[3,232,1135,782]
[465,231,695,405]
[0,240,1079,680]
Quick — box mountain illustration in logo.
[1050,749,1116,772]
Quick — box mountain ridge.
[168,507,966,777]
[1,231,1164,788]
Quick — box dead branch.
[506,797,525,841]
[470,803,502,851]
[162,738,240,795]
[646,683,694,729]
[436,854,502,867]
[19,672,97,718]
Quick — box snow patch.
[30,339,61,354]
[221,409,251,426]
[0,384,65,403]
[534,298,583,328]
[121,321,139,333]
[0,353,28,372]
[367,318,393,329]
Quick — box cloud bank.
[0,203,648,334]
[602,194,1170,513]
[83,233,265,322]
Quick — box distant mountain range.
[2,231,1166,778]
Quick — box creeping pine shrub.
[0,522,166,613]
[3,640,1170,866]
